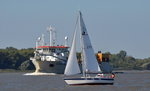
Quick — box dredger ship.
[30,25,69,74]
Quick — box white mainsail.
[64,26,81,75]
[79,11,101,73]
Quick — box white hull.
[64,77,114,85]
[31,58,66,74]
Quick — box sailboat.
[64,11,114,85]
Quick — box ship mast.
[47,25,55,46]
[41,34,45,46]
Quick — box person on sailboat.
[111,73,115,78]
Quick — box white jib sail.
[64,26,81,75]
[79,11,101,73]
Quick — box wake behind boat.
[64,11,114,85]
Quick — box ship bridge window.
[51,49,55,52]
[58,48,61,50]
[37,49,41,50]
[60,48,64,51]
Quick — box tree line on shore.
[0,47,150,71]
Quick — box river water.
[0,70,150,91]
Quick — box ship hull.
[31,58,66,74]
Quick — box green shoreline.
[0,47,150,71]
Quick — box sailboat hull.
[64,78,114,85]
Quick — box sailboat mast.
[78,11,86,77]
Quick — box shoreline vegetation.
[0,47,150,72]
[0,69,149,73]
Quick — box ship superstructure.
[30,25,69,74]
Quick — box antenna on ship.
[65,36,68,46]
[47,25,55,46]
[36,37,41,51]
[53,30,56,46]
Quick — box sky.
[0,0,150,59]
